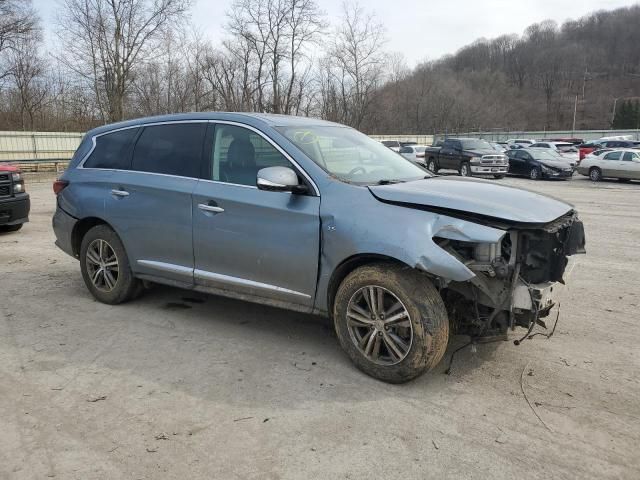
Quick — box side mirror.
[257,166,308,194]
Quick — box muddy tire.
[79,225,143,305]
[333,263,449,383]
[589,167,602,182]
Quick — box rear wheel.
[460,162,472,177]
[0,223,23,233]
[427,159,438,173]
[529,167,541,180]
[80,225,143,304]
[333,263,449,383]
[589,167,602,182]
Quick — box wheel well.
[327,254,410,315]
[71,217,109,257]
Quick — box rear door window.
[83,128,138,169]
[131,123,206,178]
[622,152,634,161]
[604,152,622,161]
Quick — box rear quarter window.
[83,128,139,169]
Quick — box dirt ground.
[1,174,639,479]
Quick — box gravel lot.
[1,174,639,479]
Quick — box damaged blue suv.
[53,113,585,383]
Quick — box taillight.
[53,179,69,195]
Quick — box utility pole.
[612,97,621,127]
[572,95,578,135]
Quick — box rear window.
[83,128,138,169]
[131,123,205,177]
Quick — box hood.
[463,148,501,156]
[369,176,573,225]
[538,158,574,168]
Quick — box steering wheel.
[347,166,366,177]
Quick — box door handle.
[198,203,224,213]
[111,189,129,197]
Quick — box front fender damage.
[415,215,506,282]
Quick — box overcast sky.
[34,0,637,65]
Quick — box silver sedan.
[577,149,640,181]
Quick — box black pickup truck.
[424,138,509,178]
[0,165,29,232]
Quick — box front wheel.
[529,167,541,180]
[333,263,449,383]
[80,225,143,304]
[589,167,602,182]
[427,159,438,173]
[460,162,472,177]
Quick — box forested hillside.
[364,4,640,134]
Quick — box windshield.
[460,139,493,150]
[531,150,565,161]
[276,126,429,184]
[414,146,426,153]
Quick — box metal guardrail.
[0,158,70,172]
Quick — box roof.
[86,112,344,137]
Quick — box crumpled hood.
[369,176,573,225]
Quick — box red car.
[0,164,30,232]
[579,140,640,161]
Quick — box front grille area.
[0,173,9,181]
[481,155,507,165]
[0,185,10,196]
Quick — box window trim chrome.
[76,118,320,196]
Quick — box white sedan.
[529,142,580,162]
[398,145,427,164]
[577,149,640,181]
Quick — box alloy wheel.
[85,239,119,292]
[346,286,413,366]
[530,167,540,180]
[428,160,436,172]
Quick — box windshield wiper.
[376,179,406,185]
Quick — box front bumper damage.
[438,211,585,337]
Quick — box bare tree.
[226,0,325,114]
[0,0,38,80]
[57,0,190,123]
[7,33,48,129]
[322,1,386,129]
